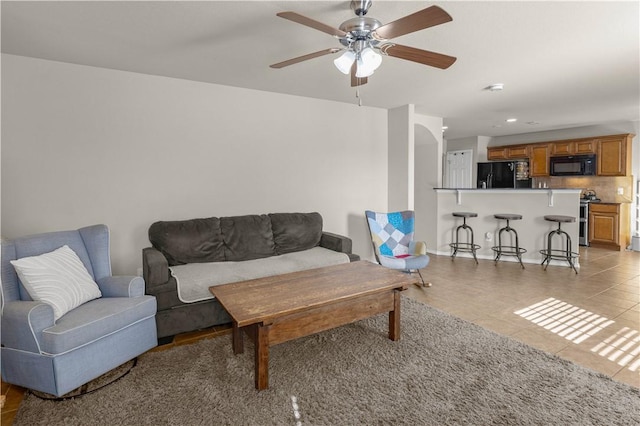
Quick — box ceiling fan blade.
[372,5,452,41]
[379,43,457,69]
[270,48,342,69]
[350,63,368,87]
[277,11,347,37]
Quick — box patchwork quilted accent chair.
[365,210,430,286]
[1,224,157,397]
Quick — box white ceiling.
[2,1,639,140]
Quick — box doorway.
[445,150,473,188]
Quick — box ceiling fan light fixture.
[355,47,382,77]
[361,47,382,70]
[334,50,356,74]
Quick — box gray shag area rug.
[15,297,640,425]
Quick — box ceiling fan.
[270,0,457,87]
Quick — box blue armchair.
[1,224,157,397]
[365,210,431,287]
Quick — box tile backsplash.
[533,175,634,203]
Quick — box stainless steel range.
[579,190,601,246]
[579,199,590,246]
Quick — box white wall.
[387,105,414,212]
[1,54,388,274]
[413,113,443,251]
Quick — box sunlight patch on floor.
[591,327,640,372]
[514,298,614,344]
[291,395,302,426]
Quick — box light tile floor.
[2,246,638,423]
[405,246,639,388]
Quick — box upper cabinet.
[487,147,508,160]
[487,145,528,160]
[506,145,529,159]
[530,145,550,177]
[487,134,634,177]
[575,140,597,154]
[551,139,596,156]
[597,134,632,176]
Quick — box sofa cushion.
[41,295,157,355]
[170,247,350,303]
[269,212,323,254]
[149,218,224,266]
[220,215,275,261]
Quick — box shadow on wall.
[348,212,375,262]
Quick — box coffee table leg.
[389,290,401,341]
[232,320,244,354]
[255,323,270,390]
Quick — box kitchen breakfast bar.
[432,188,582,269]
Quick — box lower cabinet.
[589,203,630,251]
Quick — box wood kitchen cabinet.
[551,140,596,156]
[487,145,529,160]
[529,144,550,177]
[506,145,529,159]
[597,134,632,176]
[487,147,508,160]
[574,140,597,154]
[589,203,630,251]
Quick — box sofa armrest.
[143,247,170,291]
[320,232,353,254]
[1,301,54,353]
[96,276,145,298]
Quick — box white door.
[445,150,473,188]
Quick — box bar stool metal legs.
[539,215,579,274]
[450,212,480,264]
[491,214,526,269]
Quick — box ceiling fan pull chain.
[356,89,362,106]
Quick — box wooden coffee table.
[209,261,417,390]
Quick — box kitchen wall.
[534,176,634,204]
[1,54,389,274]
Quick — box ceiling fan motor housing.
[351,0,373,16]
[338,16,383,48]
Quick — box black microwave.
[550,154,596,176]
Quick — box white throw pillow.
[10,245,102,320]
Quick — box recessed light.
[506,118,517,123]
[485,83,504,91]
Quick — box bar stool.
[450,212,480,264]
[491,214,526,269]
[539,215,579,274]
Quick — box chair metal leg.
[493,219,525,269]
[450,217,479,264]
[540,223,578,274]
[416,269,431,287]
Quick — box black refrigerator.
[477,161,531,189]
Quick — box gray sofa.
[143,212,359,341]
